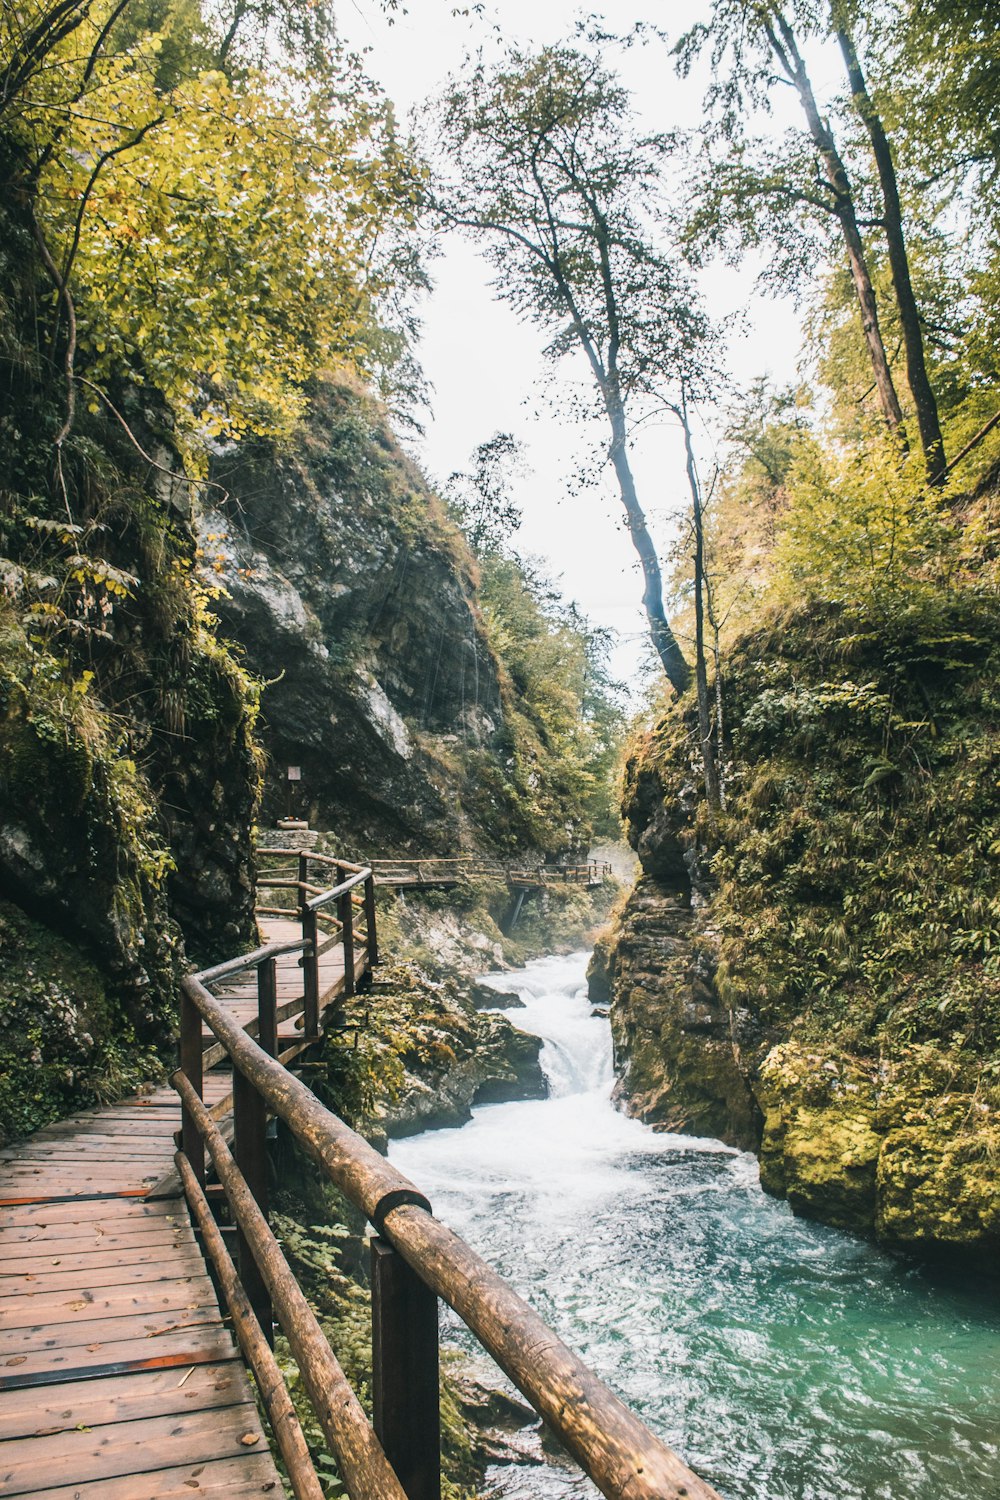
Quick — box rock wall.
[203,379,528,852]
[603,879,758,1149]
[602,599,1000,1258]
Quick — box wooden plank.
[0,1273,210,1326]
[0,1251,205,1295]
[0,1146,175,1164]
[0,1403,268,1496]
[0,1292,221,1351]
[31,1452,282,1499]
[0,1198,181,1229]
[0,1174,160,1194]
[0,1361,247,1440]
[0,1225,193,1259]
[0,1324,237,1388]
[27,1121,180,1140]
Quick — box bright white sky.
[338,0,819,683]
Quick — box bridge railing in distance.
[171,904,724,1500]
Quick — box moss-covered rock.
[0,899,163,1143]
[607,879,759,1148]
[754,1043,880,1231]
[609,595,1000,1255]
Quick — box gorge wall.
[601,597,1000,1258]
[0,341,552,1138]
[202,378,534,854]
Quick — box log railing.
[171,862,722,1500]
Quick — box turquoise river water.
[389,951,1000,1500]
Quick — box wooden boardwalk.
[0,921,359,1499]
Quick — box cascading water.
[389,952,1000,1500]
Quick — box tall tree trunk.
[766,11,907,443]
[606,410,691,697]
[834,16,947,486]
[677,398,721,811]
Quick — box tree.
[831,4,945,483]
[2,0,426,467]
[678,1,950,484]
[444,431,525,556]
[432,44,703,697]
[678,4,907,447]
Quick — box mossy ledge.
[601,596,1000,1259]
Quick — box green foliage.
[771,432,963,608]
[443,431,525,558]
[0,898,163,1140]
[705,599,1000,1076]
[5,0,427,459]
[475,552,625,851]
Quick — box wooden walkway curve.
[1,848,720,1500]
[0,912,362,1499]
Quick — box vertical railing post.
[257,955,277,1058]
[364,872,379,971]
[179,981,204,1186]
[371,1238,441,1500]
[233,1063,273,1347]
[297,852,309,917]
[302,904,320,1040]
[338,865,355,999]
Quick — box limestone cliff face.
[203,380,524,852]
[604,880,758,1148]
[602,600,1000,1257]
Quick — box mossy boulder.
[755,1043,880,1232]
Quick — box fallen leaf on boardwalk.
[146,1317,217,1337]
[86,1343,101,1352]
[69,1300,88,1311]
[5,1356,26,1366]
[240,1432,260,1446]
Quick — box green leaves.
[6,0,428,459]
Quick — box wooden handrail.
[175,1151,325,1500]
[172,1073,408,1500]
[307,866,372,914]
[197,936,308,987]
[178,968,722,1500]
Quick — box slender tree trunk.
[834,17,947,485]
[677,399,721,811]
[766,11,907,443]
[605,401,691,698]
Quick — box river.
[389,951,1000,1500]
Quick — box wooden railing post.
[364,873,379,970]
[179,980,204,1186]
[257,955,278,1058]
[371,1238,441,1500]
[233,1066,273,1347]
[297,852,309,916]
[302,905,320,1039]
[338,864,355,999]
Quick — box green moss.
[0,899,163,1141]
[622,593,1000,1250]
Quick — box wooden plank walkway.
[0,922,363,1499]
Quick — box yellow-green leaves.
[8,0,425,459]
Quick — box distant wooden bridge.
[0,849,717,1500]
[368,853,610,893]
